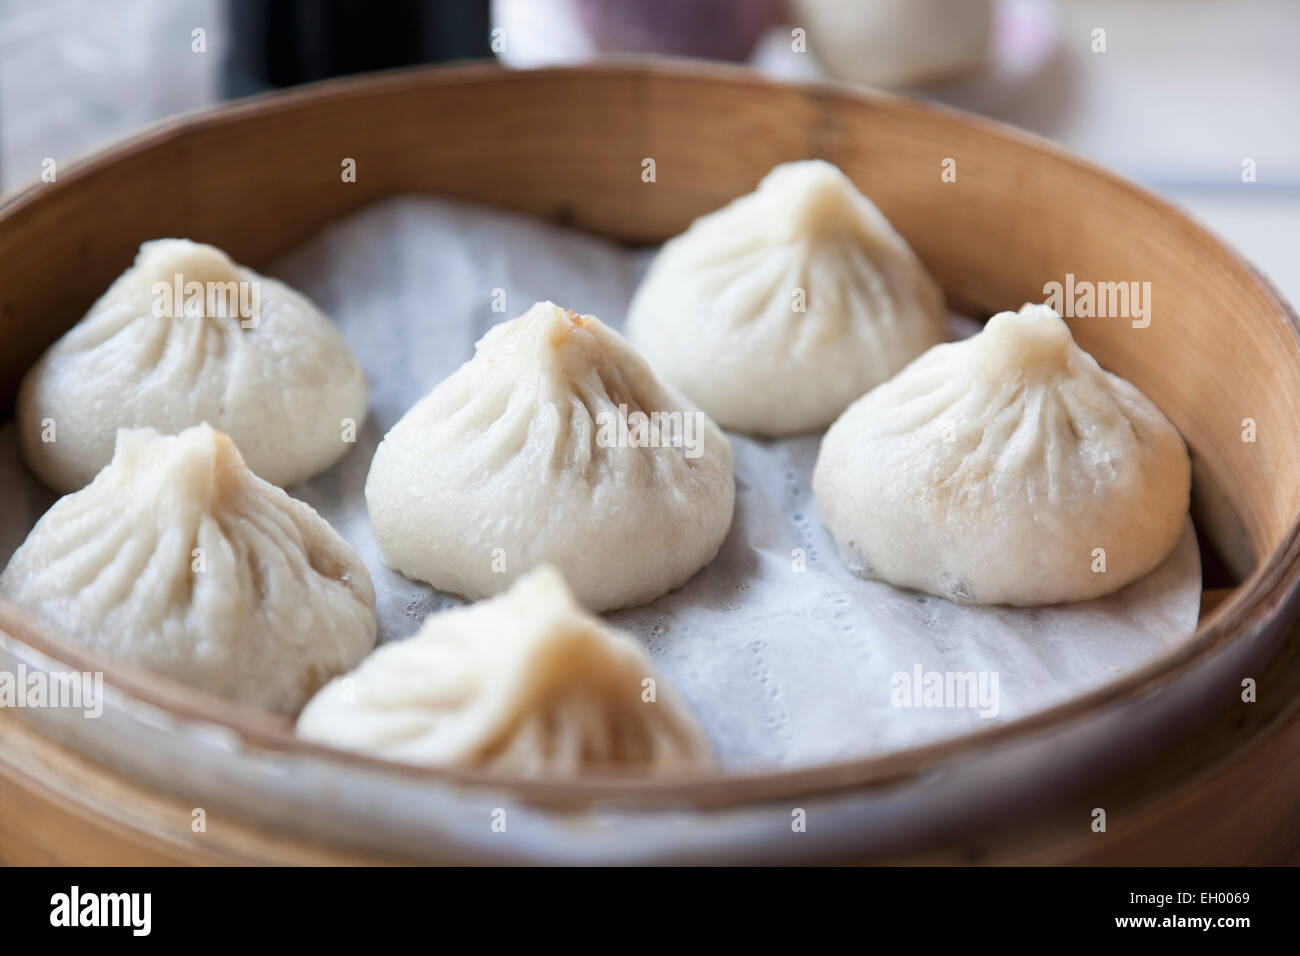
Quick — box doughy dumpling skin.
[813,304,1191,606]
[625,160,947,435]
[297,565,713,776]
[0,424,377,715]
[365,301,736,612]
[17,238,367,492]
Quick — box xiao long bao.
[813,304,1191,606]
[0,425,377,715]
[365,301,735,612]
[625,159,947,436]
[17,238,367,492]
[297,566,713,776]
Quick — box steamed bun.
[296,565,713,775]
[813,304,1191,606]
[365,301,735,612]
[625,160,947,435]
[17,238,367,492]
[0,424,377,715]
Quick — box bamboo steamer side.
[2,605,1296,865]
[1,63,1298,864]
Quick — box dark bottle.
[224,0,494,98]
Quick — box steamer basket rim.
[0,60,1297,808]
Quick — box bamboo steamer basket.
[1,62,1299,865]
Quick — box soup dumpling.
[365,301,735,612]
[625,160,947,435]
[813,303,1191,606]
[0,424,377,714]
[297,565,713,776]
[17,239,367,492]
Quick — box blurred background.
[2,0,1296,303]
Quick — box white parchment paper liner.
[0,195,1201,771]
